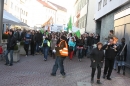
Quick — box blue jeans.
[113,59,117,69]
[5,50,14,64]
[87,46,93,55]
[78,49,83,59]
[43,47,49,60]
[52,56,66,75]
[36,43,40,53]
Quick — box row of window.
[98,0,112,10]
[75,0,87,14]
[11,2,28,16]
[78,14,86,29]
[21,18,27,23]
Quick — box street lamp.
[0,0,4,43]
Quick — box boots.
[123,66,125,75]
[91,78,94,83]
[117,66,121,74]
[97,80,102,84]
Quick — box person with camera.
[102,37,118,80]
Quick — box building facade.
[74,0,96,34]
[95,0,130,69]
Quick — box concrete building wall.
[86,0,96,33]
[95,0,129,20]
[99,1,130,43]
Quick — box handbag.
[58,40,68,57]
[116,44,126,61]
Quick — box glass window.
[98,0,102,10]
[103,0,107,6]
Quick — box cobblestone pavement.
[0,55,130,86]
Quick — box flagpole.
[0,0,4,43]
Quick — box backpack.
[43,40,48,47]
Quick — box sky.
[48,0,76,15]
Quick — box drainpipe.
[0,0,4,43]
[85,0,89,33]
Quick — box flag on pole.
[75,30,80,38]
[40,29,44,34]
[67,17,72,32]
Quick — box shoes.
[5,63,9,66]
[79,59,82,62]
[117,71,120,74]
[91,78,94,83]
[62,74,66,78]
[123,72,125,75]
[97,80,102,84]
[9,64,13,66]
[107,77,112,80]
[103,74,106,79]
[51,73,56,76]
[44,59,47,61]
[26,55,28,57]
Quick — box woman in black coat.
[90,42,104,84]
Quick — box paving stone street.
[0,55,130,86]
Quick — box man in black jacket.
[5,30,17,66]
[102,37,118,80]
[87,33,94,56]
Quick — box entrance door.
[115,25,125,43]
[125,24,130,67]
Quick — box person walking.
[102,37,118,80]
[77,35,85,61]
[51,36,68,78]
[51,35,57,59]
[42,36,50,61]
[68,37,76,60]
[117,38,127,75]
[5,30,17,66]
[30,30,36,56]
[24,31,31,57]
[90,42,104,84]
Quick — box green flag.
[75,30,80,38]
[40,29,44,34]
[67,17,72,31]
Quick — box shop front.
[114,8,130,68]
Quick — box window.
[26,12,28,16]
[103,0,107,6]
[4,0,8,4]
[98,0,102,11]
[11,2,13,8]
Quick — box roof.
[48,1,67,12]
[37,0,56,10]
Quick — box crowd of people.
[3,29,127,84]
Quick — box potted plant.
[2,34,8,43]
[19,41,25,55]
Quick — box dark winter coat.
[87,36,94,46]
[7,35,17,50]
[35,32,43,43]
[102,44,118,60]
[116,42,127,61]
[90,48,104,68]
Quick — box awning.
[3,10,28,26]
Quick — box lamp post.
[0,0,4,43]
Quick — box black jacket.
[87,36,94,46]
[35,32,43,43]
[102,44,118,60]
[90,48,104,68]
[7,35,17,50]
